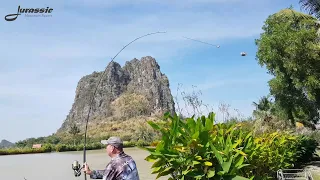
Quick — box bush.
[0,146,50,155]
[123,141,136,147]
[245,131,299,179]
[136,140,149,147]
[86,143,103,150]
[54,143,103,152]
[55,144,68,152]
[144,112,254,180]
[295,135,318,165]
[144,112,318,180]
[41,143,53,152]
[120,135,133,142]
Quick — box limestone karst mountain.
[57,56,175,135]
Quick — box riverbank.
[0,140,151,156]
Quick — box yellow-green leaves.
[144,112,316,179]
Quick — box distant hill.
[0,139,14,148]
[56,56,175,135]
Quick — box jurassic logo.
[4,5,53,21]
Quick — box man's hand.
[83,162,92,175]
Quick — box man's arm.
[83,163,105,179]
[88,170,105,179]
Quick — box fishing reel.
[72,160,83,177]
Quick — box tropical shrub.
[244,132,318,179]
[295,135,318,165]
[143,112,318,180]
[143,112,254,180]
[245,131,299,179]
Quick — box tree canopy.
[255,8,320,126]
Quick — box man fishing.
[83,136,140,180]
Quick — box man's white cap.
[101,136,123,148]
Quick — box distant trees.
[68,123,80,146]
[15,135,62,148]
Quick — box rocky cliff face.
[57,56,175,133]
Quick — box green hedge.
[0,141,150,155]
[295,135,318,165]
[0,143,53,155]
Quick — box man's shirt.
[89,152,140,180]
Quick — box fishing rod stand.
[72,160,83,177]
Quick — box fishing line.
[181,36,220,48]
[76,31,225,179]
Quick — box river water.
[0,147,168,180]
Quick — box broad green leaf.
[195,156,202,160]
[182,169,191,175]
[206,169,215,178]
[192,131,200,139]
[193,160,201,165]
[210,143,223,165]
[185,170,204,178]
[156,167,174,179]
[144,155,158,162]
[150,151,164,157]
[234,149,247,156]
[151,159,165,168]
[147,121,161,130]
[151,166,162,174]
[205,116,213,130]
[222,156,233,172]
[236,164,251,169]
[235,156,244,168]
[201,116,206,127]
[232,176,250,180]
[163,153,179,157]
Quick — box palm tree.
[299,0,320,19]
[252,96,275,122]
[252,96,273,112]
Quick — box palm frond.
[299,0,320,19]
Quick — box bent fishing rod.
[71,31,222,179]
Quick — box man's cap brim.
[101,140,109,145]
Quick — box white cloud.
[47,0,245,8]
[0,11,263,67]
[0,0,276,141]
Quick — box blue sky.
[0,0,307,142]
